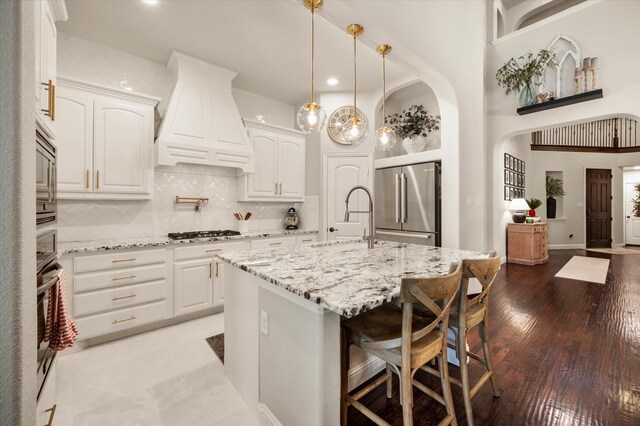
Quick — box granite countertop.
[58,229,318,254]
[217,240,487,318]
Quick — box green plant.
[633,183,640,218]
[386,105,440,139]
[496,49,557,95]
[546,176,565,198]
[526,198,542,210]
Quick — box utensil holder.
[238,221,250,234]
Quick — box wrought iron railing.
[531,117,639,151]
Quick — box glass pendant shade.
[374,126,397,151]
[297,102,326,134]
[342,117,368,144]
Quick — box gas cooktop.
[167,230,241,240]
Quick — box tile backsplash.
[57,164,319,242]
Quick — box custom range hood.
[155,51,254,173]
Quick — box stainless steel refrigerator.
[375,162,441,246]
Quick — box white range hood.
[155,51,254,173]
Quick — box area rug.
[205,333,224,364]
[555,256,610,284]
[586,247,640,255]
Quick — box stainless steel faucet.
[344,185,375,249]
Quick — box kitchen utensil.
[245,212,252,220]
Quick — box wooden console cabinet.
[507,223,549,265]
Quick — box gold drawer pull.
[302,239,313,242]
[112,258,136,263]
[86,169,90,189]
[112,275,136,281]
[270,242,282,246]
[41,80,54,120]
[96,170,100,189]
[112,294,136,301]
[215,262,220,277]
[206,249,222,253]
[45,404,57,426]
[112,316,136,324]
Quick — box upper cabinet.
[56,78,159,200]
[35,0,68,139]
[237,120,305,202]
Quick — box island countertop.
[217,240,486,318]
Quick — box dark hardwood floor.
[348,250,640,425]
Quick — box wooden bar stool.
[423,250,502,426]
[340,262,463,426]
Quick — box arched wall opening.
[489,113,640,257]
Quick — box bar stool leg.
[386,363,393,399]
[479,318,501,397]
[341,328,351,426]
[438,349,458,426]
[401,366,413,426]
[457,325,474,426]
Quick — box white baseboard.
[257,403,283,426]
[613,243,625,248]
[348,356,386,391]
[549,244,585,249]
[500,256,507,264]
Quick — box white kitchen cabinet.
[238,120,305,202]
[35,0,67,139]
[36,357,58,426]
[296,234,318,245]
[56,78,159,200]
[174,258,213,316]
[213,259,225,307]
[250,236,296,251]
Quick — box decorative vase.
[547,197,557,219]
[402,135,427,154]
[529,209,536,217]
[519,82,539,107]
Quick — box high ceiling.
[57,0,410,105]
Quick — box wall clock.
[327,105,368,145]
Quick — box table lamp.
[509,198,530,223]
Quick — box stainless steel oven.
[36,129,56,225]
[36,230,59,401]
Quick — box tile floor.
[55,314,257,426]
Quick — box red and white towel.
[45,269,78,350]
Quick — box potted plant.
[546,176,565,219]
[387,104,440,154]
[496,49,557,107]
[633,183,640,217]
[526,198,542,217]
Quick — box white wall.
[0,1,37,423]
[487,0,640,251]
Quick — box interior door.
[247,129,278,198]
[374,167,402,231]
[625,182,640,245]
[277,135,305,199]
[325,155,372,241]
[586,168,612,248]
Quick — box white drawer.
[296,235,318,245]
[74,263,167,293]
[76,300,166,340]
[74,249,167,273]
[74,280,166,317]
[250,237,296,251]
[174,241,250,261]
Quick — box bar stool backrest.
[460,250,501,311]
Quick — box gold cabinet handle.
[206,249,222,253]
[50,83,55,121]
[112,258,136,263]
[112,294,136,301]
[275,182,278,195]
[302,239,313,242]
[86,169,90,189]
[112,275,136,281]
[269,242,282,246]
[41,80,53,119]
[45,404,57,426]
[215,262,220,277]
[279,183,283,195]
[209,262,212,279]
[112,316,136,324]
[96,170,100,189]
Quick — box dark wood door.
[586,168,612,248]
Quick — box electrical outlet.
[260,310,269,336]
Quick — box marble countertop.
[58,229,318,254]
[217,240,487,318]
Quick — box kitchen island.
[217,240,485,426]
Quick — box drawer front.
[74,280,166,317]
[250,237,296,251]
[74,249,167,273]
[76,300,166,340]
[296,235,318,245]
[74,263,166,293]
[174,241,250,261]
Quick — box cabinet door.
[277,135,305,200]
[213,260,224,307]
[93,97,153,195]
[174,258,213,316]
[246,129,278,198]
[37,0,57,138]
[56,86,94,194]
[36,357,57,426]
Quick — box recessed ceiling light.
[327,78,339,86]
[142,0,159,5]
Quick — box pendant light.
[342,24,368,144]
[296,0,327,134]
[374,44,397,151]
